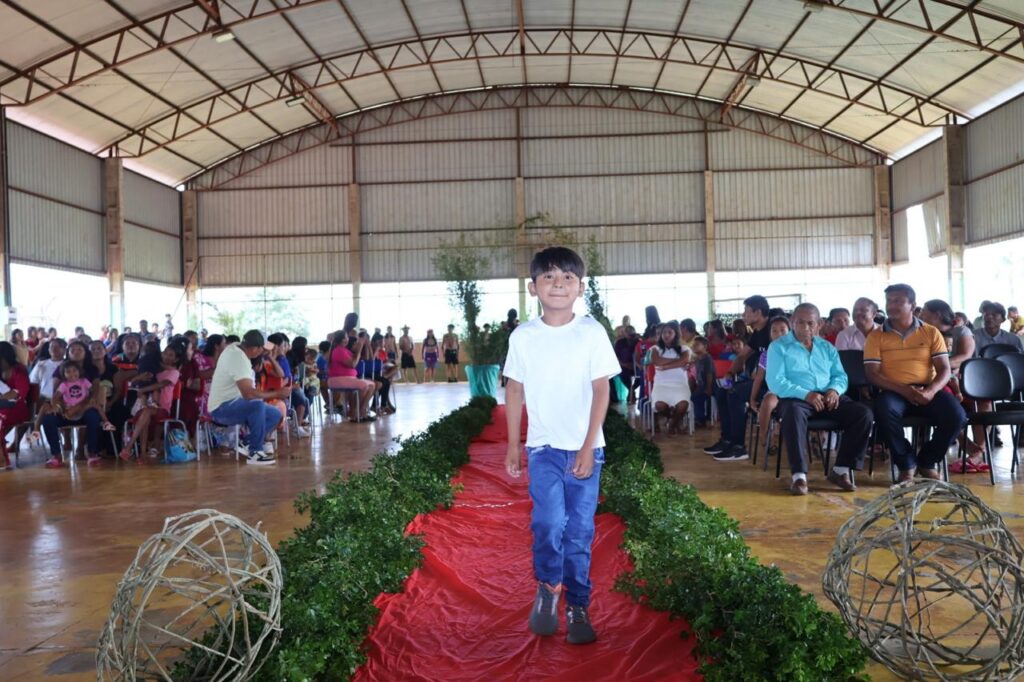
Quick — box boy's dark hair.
[529,246,585,281]
[267,332,286,345]
[982,301,1007,319]
[884,283,917,305]
[768,315,791,329]
[768,307,786,319]
[743,295,770,318]
[693,336,708,347]
[828,307,850,322]
[318,340,331,353]
[226,334,241,344]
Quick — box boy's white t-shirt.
[503,314,621,450]
[29,358,61,399]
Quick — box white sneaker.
[295,425,311,438]
[246,451,276,466]
[235,443,250,458]
[263,440,275,454]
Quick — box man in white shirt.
[835,297,880,351]
[208,330,291,465]
[29,338,66,401]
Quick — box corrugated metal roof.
[3,0,1019,184]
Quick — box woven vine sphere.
[823,480,1024,681]
[96,509,282,681]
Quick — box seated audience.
[706,295,772,461]
[0,342,30,468]
[120,343,184,460]
[194,334,226,419]
[767,304,872,494]
[748,316,791,455]
[824,308,851,345]
[207,330,289,465]
[327,324,375,422]
[835,297,880,351]
[973,302,1024,354]
[649,321,691,435]
[1009,306,1024,336]
[865,284,968,482]
[613,326,638,404]
[41,360,106,468]
[690,336,715,427]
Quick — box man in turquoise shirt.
[767,303,873,496]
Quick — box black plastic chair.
[995,352,1024,453]
[980,343,1021,359]
[960,358,1024,484]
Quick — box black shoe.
[703,439,731,455]
[713,444,750,461]
[994,428,1004,448]
[566,605,597,645]
[528,583,561,636]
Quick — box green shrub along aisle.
[176,399,866,680]
[600,412,868,682]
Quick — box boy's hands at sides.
[505,443,523,477]
[572,447,595,479]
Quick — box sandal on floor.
[118,447,134,461]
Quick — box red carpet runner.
[355,407,702,681]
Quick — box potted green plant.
[432,235,509,398]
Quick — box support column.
[944,125,966,310]
[704,169,716,320]
[0,107,10,310]
[103,158,125,329]
[182,189,199,325]
[348,182,361,316]
[873,164,892,282]
[515,176,528,319]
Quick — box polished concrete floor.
[1,383,1020,680]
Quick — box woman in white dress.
[650,320,691,434]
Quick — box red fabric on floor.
[354,408,702,682]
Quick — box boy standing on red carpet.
[504,246,621,645]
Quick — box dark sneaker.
[528,583,561,636]
[246,451,276,466]
[566,605,597,645]
[713,444,749,461]
[703,439,731,455]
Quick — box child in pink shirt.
[119,344,184,460]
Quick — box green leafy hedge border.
[176,397,866,680]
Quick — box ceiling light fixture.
[212,29,236,43]
[802,0,825,13]
[285,95,305,107]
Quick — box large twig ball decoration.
[823,481,1024,681]
[97,509,282,681]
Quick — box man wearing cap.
[207,329,292,465]
[399,325,419,383]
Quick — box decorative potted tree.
[432,235,508,398]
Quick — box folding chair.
[960,358,1024,484]
[980,343,1020,359]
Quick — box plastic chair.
[960,358,1024,484]
[326,384,361,423]
[9,383,41,467]
[980,343,1021,359]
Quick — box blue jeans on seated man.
[528,444,604,608]
[290,388,310,414]
[873,389,968,472]
[42,408,102,457]
[714,379,760,447]
[210,398,281,454]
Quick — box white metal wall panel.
[213,144,353,190]
[709,129,851,170]
[590,223,706,274]
[355,110,516,143]
[892,140,944,212]
[199,249,350,287]
[524,133,705,176]
[892,210,910,263]
[198,187,348,237]
[125,225,180,284]
[362,231,516,282]
[362,180,515,233]
[8,191,105,272]
[6,121,102,211]
[966,95,1024,181]
[968,165,1024,244]
[715,217,875,270]
[358,140,517,183]
[525,175,704,226]
[714,168,874,220]
[921,194,948,256]
[124,171,180,236]
[521,107,706,137]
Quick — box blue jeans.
[692,391,711,423]
[42,408,102,457]
[873,389,967,472]
[210,398,281,454]
[290,388,309,414]
[527,445,604,607]
[715,379,758,445]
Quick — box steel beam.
[187,85,883,189]
[101,28,966,160]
